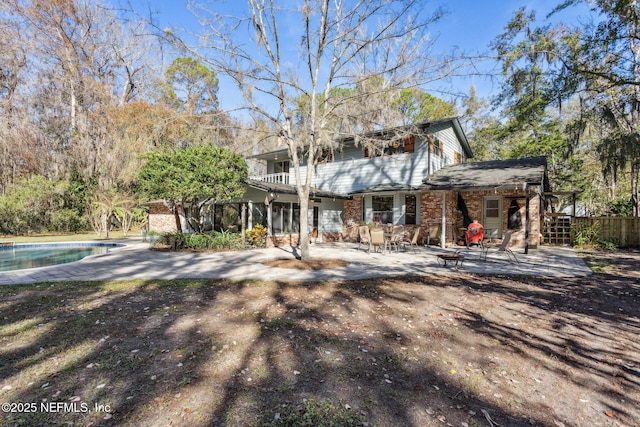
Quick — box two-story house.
[148,117,550,249]
[242,118,472,244]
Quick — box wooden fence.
[573,217,640,248]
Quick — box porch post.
[266,200,273,236]
[441,191,447,248]
[288,202,294,242]
[241,204,246,246]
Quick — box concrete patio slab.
[0,240,592,285]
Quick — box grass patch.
[0,231,138,243]
[261,397,366,427]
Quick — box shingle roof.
[421,157,549,191]
[247,179,350,200]
[349,183,422,195]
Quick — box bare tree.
[4,0,161,189]
[186,0,455,260]
[0,19,30,194]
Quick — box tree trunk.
[298,190,311,261]
[102,211,110,239]
[633,162,639,217]
[173,202,182,233]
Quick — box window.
[271,202,300,234]
[214,204,241,232]
[273,161,289,183]
[453,151,463,164]
[251,204,267,228]
[364,135,415,158]
[405,195,416,225]
[429,138,443,157]
[485,199,500,219]
[372,196,394,224]
[316,148,334,163]
[404,135,415,153]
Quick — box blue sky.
[128,0,595,114]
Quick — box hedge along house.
[420,156,551,251]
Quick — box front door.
[482,196,502,239]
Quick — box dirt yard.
[0,249,638,426]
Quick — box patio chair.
[426,224,441,246]
[403,227,421,252]
[358,225,371,252]
[389,225,405,252]
[480,230,519,264]
[370,227,385,253]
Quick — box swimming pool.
[0,243,124,272]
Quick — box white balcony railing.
[250,172,290,185]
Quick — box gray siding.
[288,121,465,194]
[320,199,344,234]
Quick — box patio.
[0,240,591,286]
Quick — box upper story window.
[274,160,289,174]
[316,147,334,163]
[453,151,464,164]
[271,160,289,184]
[364,135,416,158]
[429,137,443,158]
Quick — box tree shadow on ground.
[1,257,638,426]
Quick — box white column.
[441,191,447,248]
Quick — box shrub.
[245,224,268,247]
[185,233,213,249]
[49,209,87,232]
[155,230,243,250]
[574,222,600,247]
[0,175,66,234]
[574,222,619,251]
[209,230,243,250]
[156,231,188,249]
[597,237,619,251]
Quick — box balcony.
[250,172,291,185]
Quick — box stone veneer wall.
[148,204,179,233]
[420,190,542,248]
[343,197,363,242]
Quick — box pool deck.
[0,239,592,285]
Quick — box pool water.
[0,244,121,272]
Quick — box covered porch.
[420,157,551,251]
